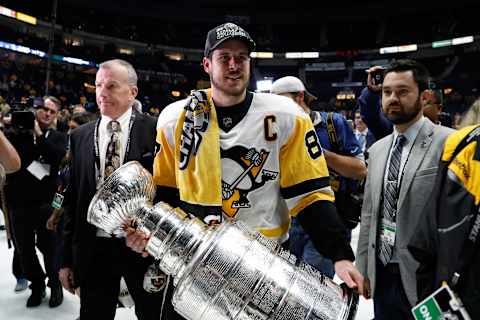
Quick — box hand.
[363,277,372,299]
[33,120,43,137]
[366,65,384,93]
[46,210,62,231]
[59,267,75,294]
[334,260,365,296]
[2,114,11,126]
[125,226,150,258]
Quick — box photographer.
[357,65,450,140]
[409,124,480,318]
[271,76,367,278]
[5,96,67,308]
[357,66,393,140]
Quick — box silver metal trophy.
[88,161,359,320]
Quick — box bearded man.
[355,59,454,320]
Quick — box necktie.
[379,135,406,265]
[357,132,366,152]
[104,120,121,179]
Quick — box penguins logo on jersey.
[179,91,210,170]
[221,146,278,218]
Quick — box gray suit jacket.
[356,118,453,306]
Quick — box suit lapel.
[371,136,393,217]
[125,113,140,162]
[85,125,97,190]
[397,119,434,210]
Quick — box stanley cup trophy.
[88,161,359,320]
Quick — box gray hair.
[43,95,62,109]
[99,59,138,86]
[459,98,480,128]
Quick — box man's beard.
[384,97,422,125]
[211,72,248,98]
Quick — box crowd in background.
[0,22,480,320]
[0,56,477,132]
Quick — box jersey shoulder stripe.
[281,176,331,199]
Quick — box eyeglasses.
[40,106,58,115]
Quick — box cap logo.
[216,23,248,40]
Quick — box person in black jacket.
[5,95,67,307]
[59,59,162,320]
[409,125,480,318]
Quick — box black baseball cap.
[204,22,256,57]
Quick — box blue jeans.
[289,217,351,278]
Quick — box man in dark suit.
[59,59,162,319]
[5,96,67,308]
[356,60,454,320]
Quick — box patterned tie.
[379,135,406,265]
[104,120,121,179]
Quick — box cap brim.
[207,36,256,56]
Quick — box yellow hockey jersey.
[154,92,333,242]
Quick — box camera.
[8,100,36,131]
[371,70,384,86]
[11,110,35,130]
[438,112,453,128]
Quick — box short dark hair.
[384,59,430,92]
[71,111,97,126]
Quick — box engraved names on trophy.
[87,161,359,320]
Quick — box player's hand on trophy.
[334,260,364,296]
[125,222,150,258]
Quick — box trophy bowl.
[87,161,156,235]
[87,161,359,320]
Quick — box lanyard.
[93,112,135,184]
[396,139,412,191]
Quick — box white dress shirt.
[355,128,368,153]
[97,107,133,185]
[96,107,133,237]
[383,116,425,188]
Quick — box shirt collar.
[100,107,133,132]
[356,128,368,135]
[393,115,425,144]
